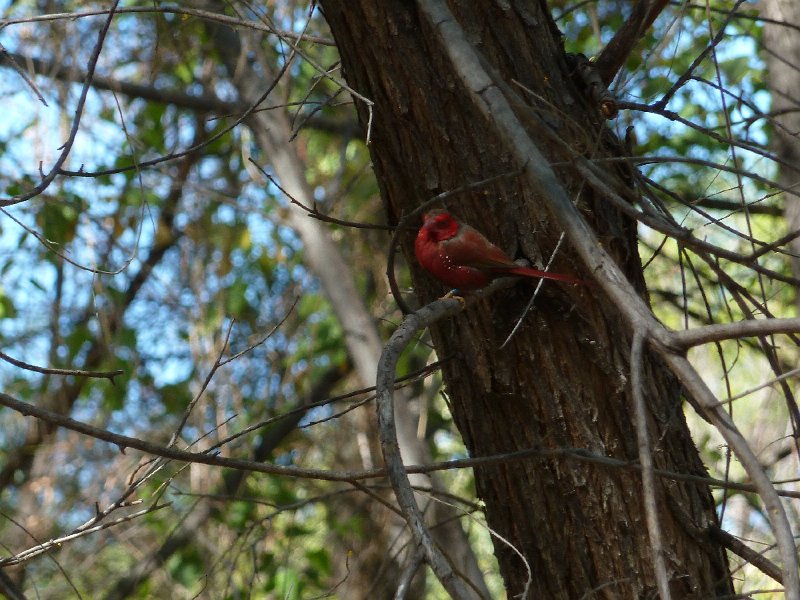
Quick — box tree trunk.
[320,1,733,597]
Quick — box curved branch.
[375,294,471,600]
[386,169,523,315]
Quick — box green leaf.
[159,381,194,414]
[227,500,256,530]
[305,548,331,578]
[166,547,203,588]
[36,200,80,245]
[0,288,16,319]
[225,278,251,318]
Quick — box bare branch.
[0,503,169,567]
[2,387,799,502]
[656,1,748,108]
[0,349,123,380]
[0,390,368,483]
[709,525,784,585]
[375,293,471,600]
[1,6,336,45]
[0,43,48,105]
[669,318,800,349]
[594,0,669,85]
[631,331,671,599]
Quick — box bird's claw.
[440,289,466,306]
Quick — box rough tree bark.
[320,1,733,598]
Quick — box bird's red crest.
[422,210,459,242]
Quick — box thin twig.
[249,159,393,231]
[169,320,236,447]
[0,350,123,380]
[0,503,169,567]
[0,6,336,45]
[0,43,48,105]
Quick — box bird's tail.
[504,266,593,286]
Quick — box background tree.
[0,1,798,599]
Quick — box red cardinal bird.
[414,209,588,290]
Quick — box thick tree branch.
[594,0,669,86]
[709,525,784,584]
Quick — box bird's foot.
[440,289,467,307]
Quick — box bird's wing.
[440,226,516,270]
